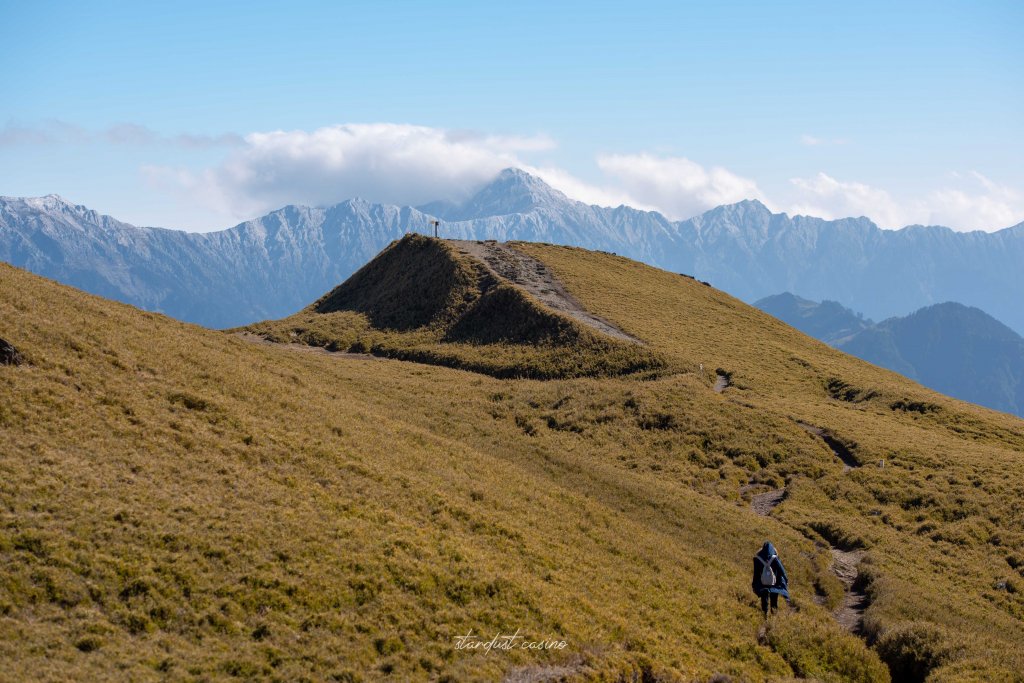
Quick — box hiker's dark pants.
[760,592,778,614]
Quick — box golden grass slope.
[0,237,1022,682]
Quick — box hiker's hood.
[759,541,777,558]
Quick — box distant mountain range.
[753,293,874,345]
[3,168,1024,332]
[757,293,1024,417]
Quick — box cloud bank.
[789,171,1023,231]
[145,124,562,218]
[0,120,241,149]
[27,119,1015,232]
[597,153,766,220]
[144,123,764,222]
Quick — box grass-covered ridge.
[2,238,1023,681]
[243,234,667,379]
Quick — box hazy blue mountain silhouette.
[3,168,1023,332]
[757,293,1024,416]
[753,292,873,344]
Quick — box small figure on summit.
[752,540,789,615]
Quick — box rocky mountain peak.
[420,168,573,221]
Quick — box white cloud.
[147,123,556,218]
[0,120,89,146]
[0,120,241,149]
[789,173,908,227]
[799,134,849,147]
[131,121,1024,232]
[596,153,765,219]
[923,172,1022,231]
[145,125,766,222]
[102,123,160,145]
[788,171,1024,231]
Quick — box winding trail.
[830,548,868,633]
[745,484,869,633]
[797,422,859,471]
[448,239,640,343]
[748,488,786,516]
[235,332,380,360]
[502,658,586,683]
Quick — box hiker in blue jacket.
[752,540,789,615]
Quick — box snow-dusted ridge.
[2,169,1023,331]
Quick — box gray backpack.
[756,554,777,587]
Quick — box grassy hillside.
[1,238,1023,682]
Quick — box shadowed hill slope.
[2,239,1024,681]
[313,234,474,330]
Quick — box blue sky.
[1,0,1021,231]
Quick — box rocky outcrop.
[0,337,23,365]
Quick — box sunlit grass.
[1,238,1022,681]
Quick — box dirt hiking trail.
[746,484,868,633]
[235,332,379,360]
[502,657,586,683]
[747,487,786,516]
[830,548,868,633]
[797,421,859,471]
[448,240,640,343]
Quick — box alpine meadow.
[2,236,1023,682]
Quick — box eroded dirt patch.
[744,486,786,516]
[713,371,730,393]
[830,548,868,633]
[502,656,587,683]
[798,422,859,471]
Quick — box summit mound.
[244,234,665,379]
